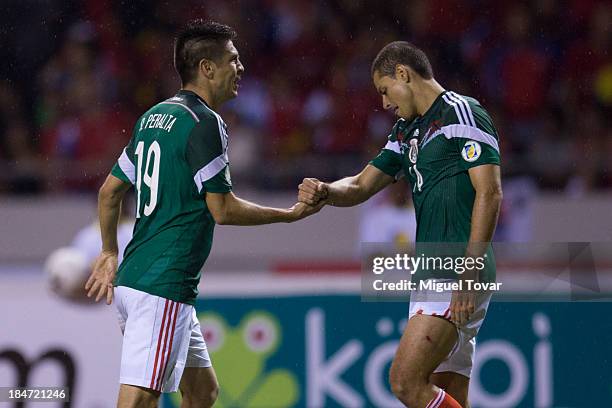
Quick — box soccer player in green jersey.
[84,20,324,408]
[299,42,502,408]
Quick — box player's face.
[373,70,416,120]
[215,40,244,101]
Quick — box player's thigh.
[179,366,219,400]
[390,314,458,383]
[430,371,470,407]
[117,384,160,408]
[179,309,218,402]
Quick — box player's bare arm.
[298,164,394,207]
[466,164,503,250]
[450,164,502,325]
[85,174,131,304]
[206,191,325,226]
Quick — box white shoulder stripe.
[442,94,466,125]
[449,91,476,127]
[193,154,227,193]
[446,93,473,126]
[117,148,136,184]
[422,124,499,152]
[159,101,200,122]
[383,140,401,154]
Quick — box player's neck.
[182,84,220,111]
[414,79,445,117]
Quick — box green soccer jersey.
[370,90,500,282]
[111,90,232,305]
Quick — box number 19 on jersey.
[135,141,161,218]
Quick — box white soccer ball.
[45,247,90,298]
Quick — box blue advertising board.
[163,296,612,407]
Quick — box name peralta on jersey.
[111,90,232,305]
[370,91,500,282]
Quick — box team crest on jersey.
[462,140,481,162]
[399,128,419,156]
[408,138,419,163]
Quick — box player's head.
[174,19,244,103]
[371,41,434,120]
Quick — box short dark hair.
[174,19,237,85]
[371,41,433,79]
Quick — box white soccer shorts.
[114,286,212,393]
[408,279,492,378]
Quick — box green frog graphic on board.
[169,311,299,407]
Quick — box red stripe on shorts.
[155,301,176,391]
[158,302,181,390]
[150,299,170,389]
[426,390,445,408]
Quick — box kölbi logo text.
[0,348,76,408]
[306,309,553,407]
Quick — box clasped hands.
[298,178,329,206]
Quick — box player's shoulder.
[147,92,226,130]
[388,117,415,142]
[439,91,497,137]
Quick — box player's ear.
[396,65,410,83]
[199,58,215,79]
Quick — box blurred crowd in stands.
[0,0,610,195]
